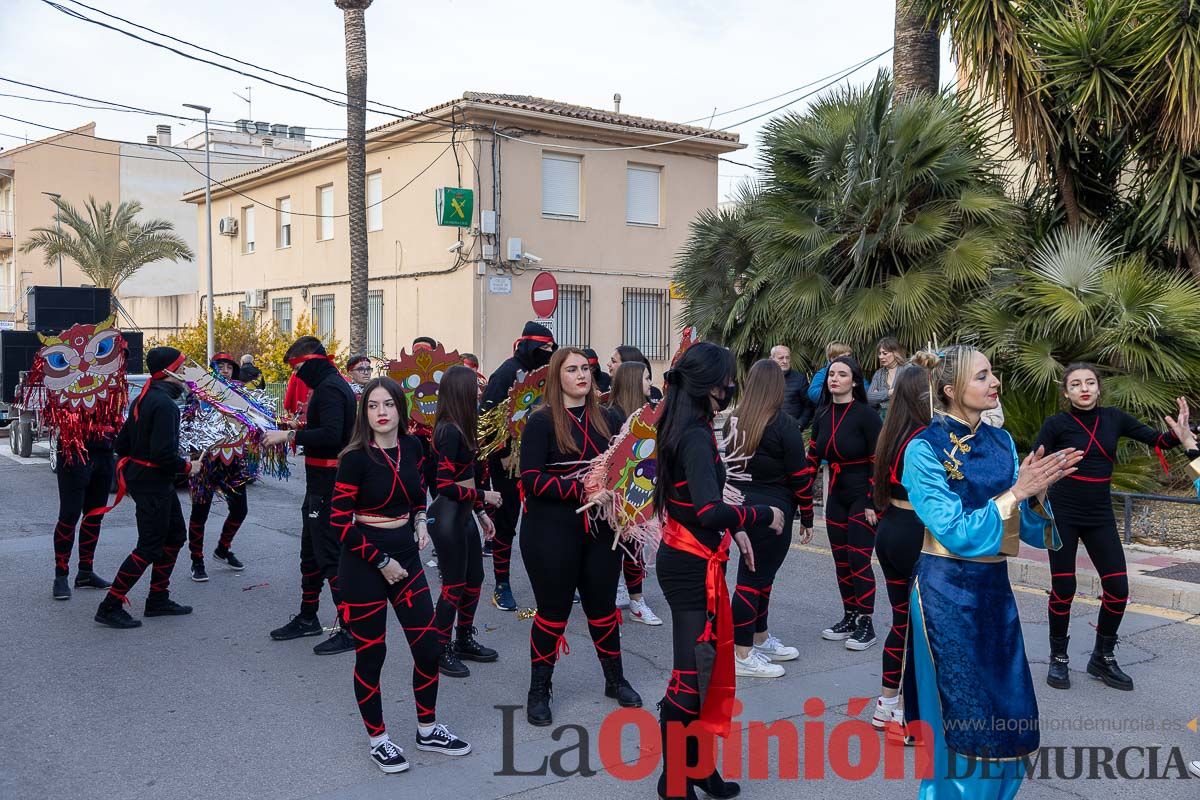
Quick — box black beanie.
[146,346,184,376]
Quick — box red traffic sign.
[530,271,559,317]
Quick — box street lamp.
[183,103,215,362]
[40,191,62,286]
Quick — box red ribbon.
[512,334,554,352]
[86,456,162,517]
[304,456,340,468]
[151,353,186,380]
[287,353,334,368]
[662,517,735,738]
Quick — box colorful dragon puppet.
[583,401,663,554]
[385,344,462,435]
[26,315,129,466]
[477,365,549,469]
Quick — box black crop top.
[520,404,621,505]
[432,423,485,507]
[331,438,427,564]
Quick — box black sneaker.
[145,597,194,617]
[190,561,209,582]
[439,644,471,678]
[313,628,355,655]
[213,547,245,571]
[454,626,499,663]
[95,601,142,629]
[492,582,516,612]
[415,723,472,756]
[821,611,858,641]
[270,615,322,641]
[74,571,111,590]
[53,575,71,601]
[370,739,410,774]
[845,615,877,650]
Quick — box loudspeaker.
[122,332,144,375]
[26,286,112,333]
[0,330,42,403]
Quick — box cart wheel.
[6,421,18,456]
[16,421,32,458]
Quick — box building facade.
[182,92,743,373]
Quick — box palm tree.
[20,196,193,312]
[336,0,373,355]
[893,0,940,100]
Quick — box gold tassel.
[477,400,511,461]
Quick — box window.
[317,185,334,240]
[313,294,335,342]
[622,287,670,360]
[627,164,661,226]
[368,289,384,356]
[542,153,581,219]
[553,284,590,348]
[272,297,293,335]
[238,301,254,322]
[367,172,382,231]
[277,196,292,248]
[242,205,256,253]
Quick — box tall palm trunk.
[893,0,940,101]
[337,0,372,355]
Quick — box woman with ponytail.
[902,346,1081,799]
[653,342,784,800]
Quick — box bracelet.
[375,555,391,570]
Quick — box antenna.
[233,86,252,119]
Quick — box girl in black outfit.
[52,436,114,600]
[520,347,642,727]
[799,355,882,650]
[1033,364,1186,692]
[868,362,932,731]
[330,377,470,774]
[654,342,785,800]
[430,366,502,678]
[609,344,664,402]
[724,359,808,679]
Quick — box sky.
[1,0,955,200]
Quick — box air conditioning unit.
[218,217,238,236]
[245,289,266,308]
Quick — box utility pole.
[183,103,215,362]
[40,192,62,286]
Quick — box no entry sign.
[531,271,559,317]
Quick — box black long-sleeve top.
[293,360,356,474]
[782,370,814,430]
[796,399,881,527]
[664,421,773,550]
[331,438,428,564]
[115,380,188,486]
[520,404,621,506]
[432,423,485,507]
[1034,405,1179,521]
[742,412,808,511]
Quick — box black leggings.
[54,452,114,576]
[488,460,521,585]
[187,485,248,561]
[105,483,186,604]
[825,474,876,615]
[338,529,441,735]
[874,505,923,689]
[428,495,484,643]
[1048,516,1128,638]
[299,469,342,619]
[732,511,793,647]
[519,506,622,668]
[622,547,646,595]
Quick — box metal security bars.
[368,290,384,357]
[553,284,590,348]
[313,294,335,342]
[271,297,292,335]
[622,287,670,360]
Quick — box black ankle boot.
[1047,635,1070,689]
[454,625,499,662]
[695,771,740,799]
[600,656,643,707]
[657,718,698,800]
[1087,633,1133,691]
[526,664,554,726]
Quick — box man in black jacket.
[771,344,814,431]
[95,347,200,629]
[263,336,357,655]
[239,354,264,389]
[482,321,556,611]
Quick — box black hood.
[514,320,556,371]
[297,357,338,390]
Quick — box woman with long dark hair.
[1033,364,1186,691]
[609,345,664,402]
[868,363,931,732]
[799,355,882,650]
[330,377,470,774]
[607,360,663,625]
[724,359,808,679]
[653,342,784,800]
[429,366,503,678]
[520,347,641,727]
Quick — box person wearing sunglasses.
[346,355,373,395]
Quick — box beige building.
[182,92,743,373]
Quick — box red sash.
[86,456,162,517]
[304,456,339,469]
[662,517,735,737]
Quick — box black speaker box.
[26,286,112,333]
[1,329,145,403]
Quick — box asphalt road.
[1,449,1197,799]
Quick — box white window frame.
[242,205,256,253]
[626,163,661,226]
[542,152,581,220]
[277,196,292,248]
[367,172,383,232]
[317,185,334,241]
[272,296,293,335]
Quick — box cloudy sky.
[2,0,954,199]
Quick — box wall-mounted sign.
[436,187,474,227]
[488,276,513,295]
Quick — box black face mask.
[531,347,553,369]
[714,383,736,412]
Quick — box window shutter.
[626,165,660,225]
[542,154,581,218]
[367,173,383,231]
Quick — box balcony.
[0,210,12,252]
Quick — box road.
[1,448,1197,799]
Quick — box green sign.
[436,187,474,227]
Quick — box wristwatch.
[375,555,391,570]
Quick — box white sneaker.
[872,699,898,729]
[735,650,785,678]
[615,580,630,609]
[753,633,799,662]
[1189,760,1200,779]
[627,598,662,626]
